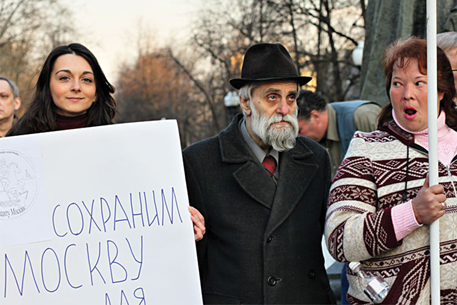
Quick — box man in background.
[0,76,21,137]
[297,90,381,178]
[437,31,457,101]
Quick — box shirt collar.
[240,117,279,164]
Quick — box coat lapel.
[264,138,318,237]
[233,161,276,209]
[219,113,276,209]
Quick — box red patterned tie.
[262,155,277,178]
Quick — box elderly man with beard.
[183,43,335,304]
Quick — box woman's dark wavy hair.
[7,43,117,136]
[378,37,457,130]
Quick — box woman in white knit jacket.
[325,37,457,304]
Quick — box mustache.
[267,113,296,126]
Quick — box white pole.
[426,0,440,304]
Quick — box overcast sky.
[64,0,196,82]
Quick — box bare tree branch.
[168,49,222,132]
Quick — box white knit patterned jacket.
[325,120,457,304]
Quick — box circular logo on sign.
[0,150,37,219]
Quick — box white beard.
[250,101,299,152]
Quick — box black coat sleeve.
[183,152,208,282]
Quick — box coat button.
[267,236,273,243]
[308,269,316,279]
[267,276,278,286]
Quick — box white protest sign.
[0,120,203,305]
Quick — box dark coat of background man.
[0,76,21,137]
[297,90,381,178]
[183,43,336,304]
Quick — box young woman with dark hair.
[7,43,117,136]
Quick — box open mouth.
[404,106,417,119]
[405,109,416,115]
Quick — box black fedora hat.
[229,43,311,90]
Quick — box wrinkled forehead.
[0,80,13,94]
[252,80,299,95]
[447,47,457,58]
